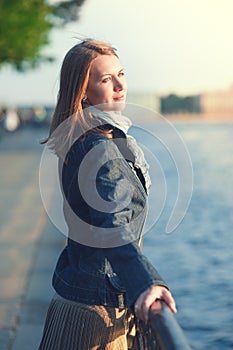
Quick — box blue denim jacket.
[52,126,167,308]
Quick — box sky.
[0,0,233,106]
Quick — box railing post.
[148,300,192,350]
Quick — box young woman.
[39,39,176,350]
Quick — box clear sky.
[0,0,232,106]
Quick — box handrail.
[146,300,192,350]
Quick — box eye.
[102,76,111,83]
[118,71,125,78]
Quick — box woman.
[39,39,176,350]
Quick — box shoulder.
[83,132,110,148]
[74,132,121,157]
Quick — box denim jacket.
[52,126,167,308]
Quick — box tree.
[160,93,202,114]
[0,0,86,71]
[161,94,182,114]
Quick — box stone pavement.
[0,127,65,350]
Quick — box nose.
[113,78,124,92]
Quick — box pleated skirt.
[38,294,137,350]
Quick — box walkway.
[0,127,64,350]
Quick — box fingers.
[134,286,177,322]
[161,289,177,314]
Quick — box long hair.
[42,39,118,151]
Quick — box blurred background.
[0,1,232,349]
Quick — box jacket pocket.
[107,272,126,292]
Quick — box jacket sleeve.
[105,243,168,306]
[78,136,168,305]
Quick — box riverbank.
[164,112,233,123]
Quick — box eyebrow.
[100,68,124,78]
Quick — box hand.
[134,285,177,323]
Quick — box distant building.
[201,85,233,118]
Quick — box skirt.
[38,294,138,350]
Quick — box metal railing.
[135,300,192,349]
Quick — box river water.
[137,121,233,350]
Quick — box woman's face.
[86,54,127,111]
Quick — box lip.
[113,95,125,101]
